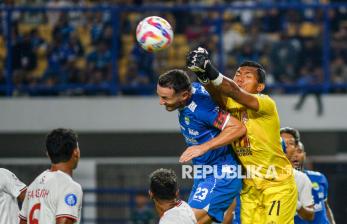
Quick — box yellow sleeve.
[255,94,275,115]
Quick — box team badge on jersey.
[65,193,77,206]
[184,116,190,125]
[312,182,319,190]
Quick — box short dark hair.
[149,168,178,200]
[298,141,305,151]
[240,60,266,83]
[280,127,300,145]
[46,128,78,164]
[158,69,191,94]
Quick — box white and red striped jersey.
[159,200,197,224]
[19,170,83,224]
[0,168,27,224]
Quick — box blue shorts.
[188,174,242,223]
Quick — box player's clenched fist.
[186,47,210,73]
[186,47,221,84]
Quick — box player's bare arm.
[187,47,264,111]
[207,75,260,111]
[325,200,336,224]
[179,115,246,163]
[297,204,314,221]
[204,84,228,109]
[56,217,76,224]
[19,218,26,224]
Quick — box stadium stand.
[0,1,346,95]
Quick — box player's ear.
[72,147,80,160]
[148,190,153,199]
[181,90,190,100]
[175,189,179,198]
[256,83,265,93]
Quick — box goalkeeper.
[185,48,297,224]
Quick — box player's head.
[234,61,266,94]
[157,69,192,111]
[280,127,300,160]
[292,141,306,170]
[149,168,178,201]
[45,128,80,169]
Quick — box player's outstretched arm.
[204,84,228,109]
[209,76,260,111]
[179,116,246,163]
[187,47,260,111]
[325,200,336,224]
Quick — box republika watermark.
[182,164,293,179]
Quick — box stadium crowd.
[0,0,346,95]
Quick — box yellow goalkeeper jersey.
[226,94,293,189]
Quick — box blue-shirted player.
[293,141,336,224]
[157,69,245,223]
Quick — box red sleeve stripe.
[56,214,78,221]
[19,186,27,193]
[19,214,27,220]
[213,110,230,130]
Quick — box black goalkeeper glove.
[186,47,220,82]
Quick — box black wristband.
[206,62,220,80]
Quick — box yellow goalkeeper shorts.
[240,177,297,224]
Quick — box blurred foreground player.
[293,141,336,224]
[0,168,26,224]
[280,127,314,221]
[19,128,83,224]
[187,47,297,224]
[157,69,244,223]
[149,168,197,224]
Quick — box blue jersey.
[178,82,238,167]
[181,83,242,222]
[295,170,329,224]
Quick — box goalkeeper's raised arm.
[186,47,266,111]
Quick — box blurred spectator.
[270,31,301,83]
[43,36,71,85]
[86,41,112,84]
[231,0,256,26]
[300,37,322,66]
[294,65,324,116]
[90,12,109,45]
[185,13,211,46]
[223,20,245,55]
[0,1,346,95]
[0,69,4,85]
[122,44,155,95]
[331,55,347,91]
[261,8,283,33]
[47,0,71,26]
[53,14,74,44]
[236,40,259,64]
[29,28,46,50]
[130,193,155,224]
[12,32,37,86]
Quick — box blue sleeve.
[196,95,230,130]
[196,96,219,127]
[321,174,329,199]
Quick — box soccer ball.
[136,16,174,52]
